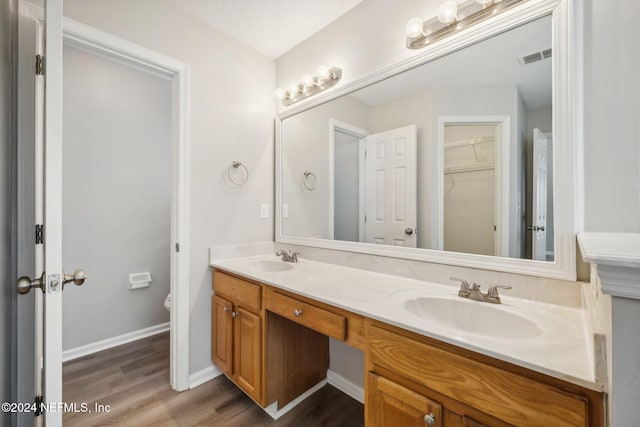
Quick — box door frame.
[18,2,192,393]
[434,115,510,257]
[328,119,369,241]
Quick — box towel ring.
[303,170,317,191]
[227,161,249,185]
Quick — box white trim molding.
[189,364,223,389]
[62,323,169,362]
[327,370,364,404]
[21,2,192,392]
[263,379,328,420]
[578,232,640,299]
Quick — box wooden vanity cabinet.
[212,270,338,409]
[365,320,605,427]
[212,271,262,403]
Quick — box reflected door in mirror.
[364,125,417,247]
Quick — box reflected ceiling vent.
[518,48,552,66]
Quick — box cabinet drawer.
[368,324,588,427]
[265,291,346,341]
[213,271,261,312]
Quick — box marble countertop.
[210,253,604,391]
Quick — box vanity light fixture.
[437,1,459,25]
[275,65,342,106]
[406,0,525,50]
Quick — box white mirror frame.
[275,0,581,281]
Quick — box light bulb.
[317,65,331,81]
[288,82,300,96]
[302,74,315,88]
[406,17,424,38]
[475,0,493,5]
[438,1,458,24]
[275,88,286,99]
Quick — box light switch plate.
[261,203,269,218]
[282,203,289,218]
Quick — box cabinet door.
[212,295,233,375]
[233,307,262,402]
[368,373,442,427]
[462,417,489,427]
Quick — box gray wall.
[61,46,171,350]
[584,0,640,232]
[1,0,14,424]
[584,0,640,425]
[62,0,276,374]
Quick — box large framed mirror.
[276,0,579,280]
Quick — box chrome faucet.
[276,249,299,263]
[450,277,511,304]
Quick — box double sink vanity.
[210,252,605,426]
[210,0,606,424]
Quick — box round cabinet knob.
[231,311,238,318]
[223,306,230,312]
[424,413,435,426]
[404,228,414,236]
[293,309,303,317]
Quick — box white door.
[41,1,65,423]
[532,128,548,261]
[16,2,69,425]
[364,125,417,247]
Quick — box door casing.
[16,6,192,421]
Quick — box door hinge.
[34,395,43,416]
[175,243,180,252]
[35,224,43,244]
[35,54,44,75]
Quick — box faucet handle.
[487,284,512,297]
[486,284,512,303]
[291,252,300,262]
[450,277,470,295]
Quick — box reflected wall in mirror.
[280,15,555,262]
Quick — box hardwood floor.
[63,332,364,426]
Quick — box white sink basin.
[402,296,542,340]
[243,260,294,272]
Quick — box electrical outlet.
[282,203,289,218]
[261,203,269,218]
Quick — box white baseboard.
[62,322,170,362]
[263,379,328,420]
[189,364,223,389]
[327,370,365,404]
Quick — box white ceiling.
[164,0,363,58]
[351,15,552,110]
